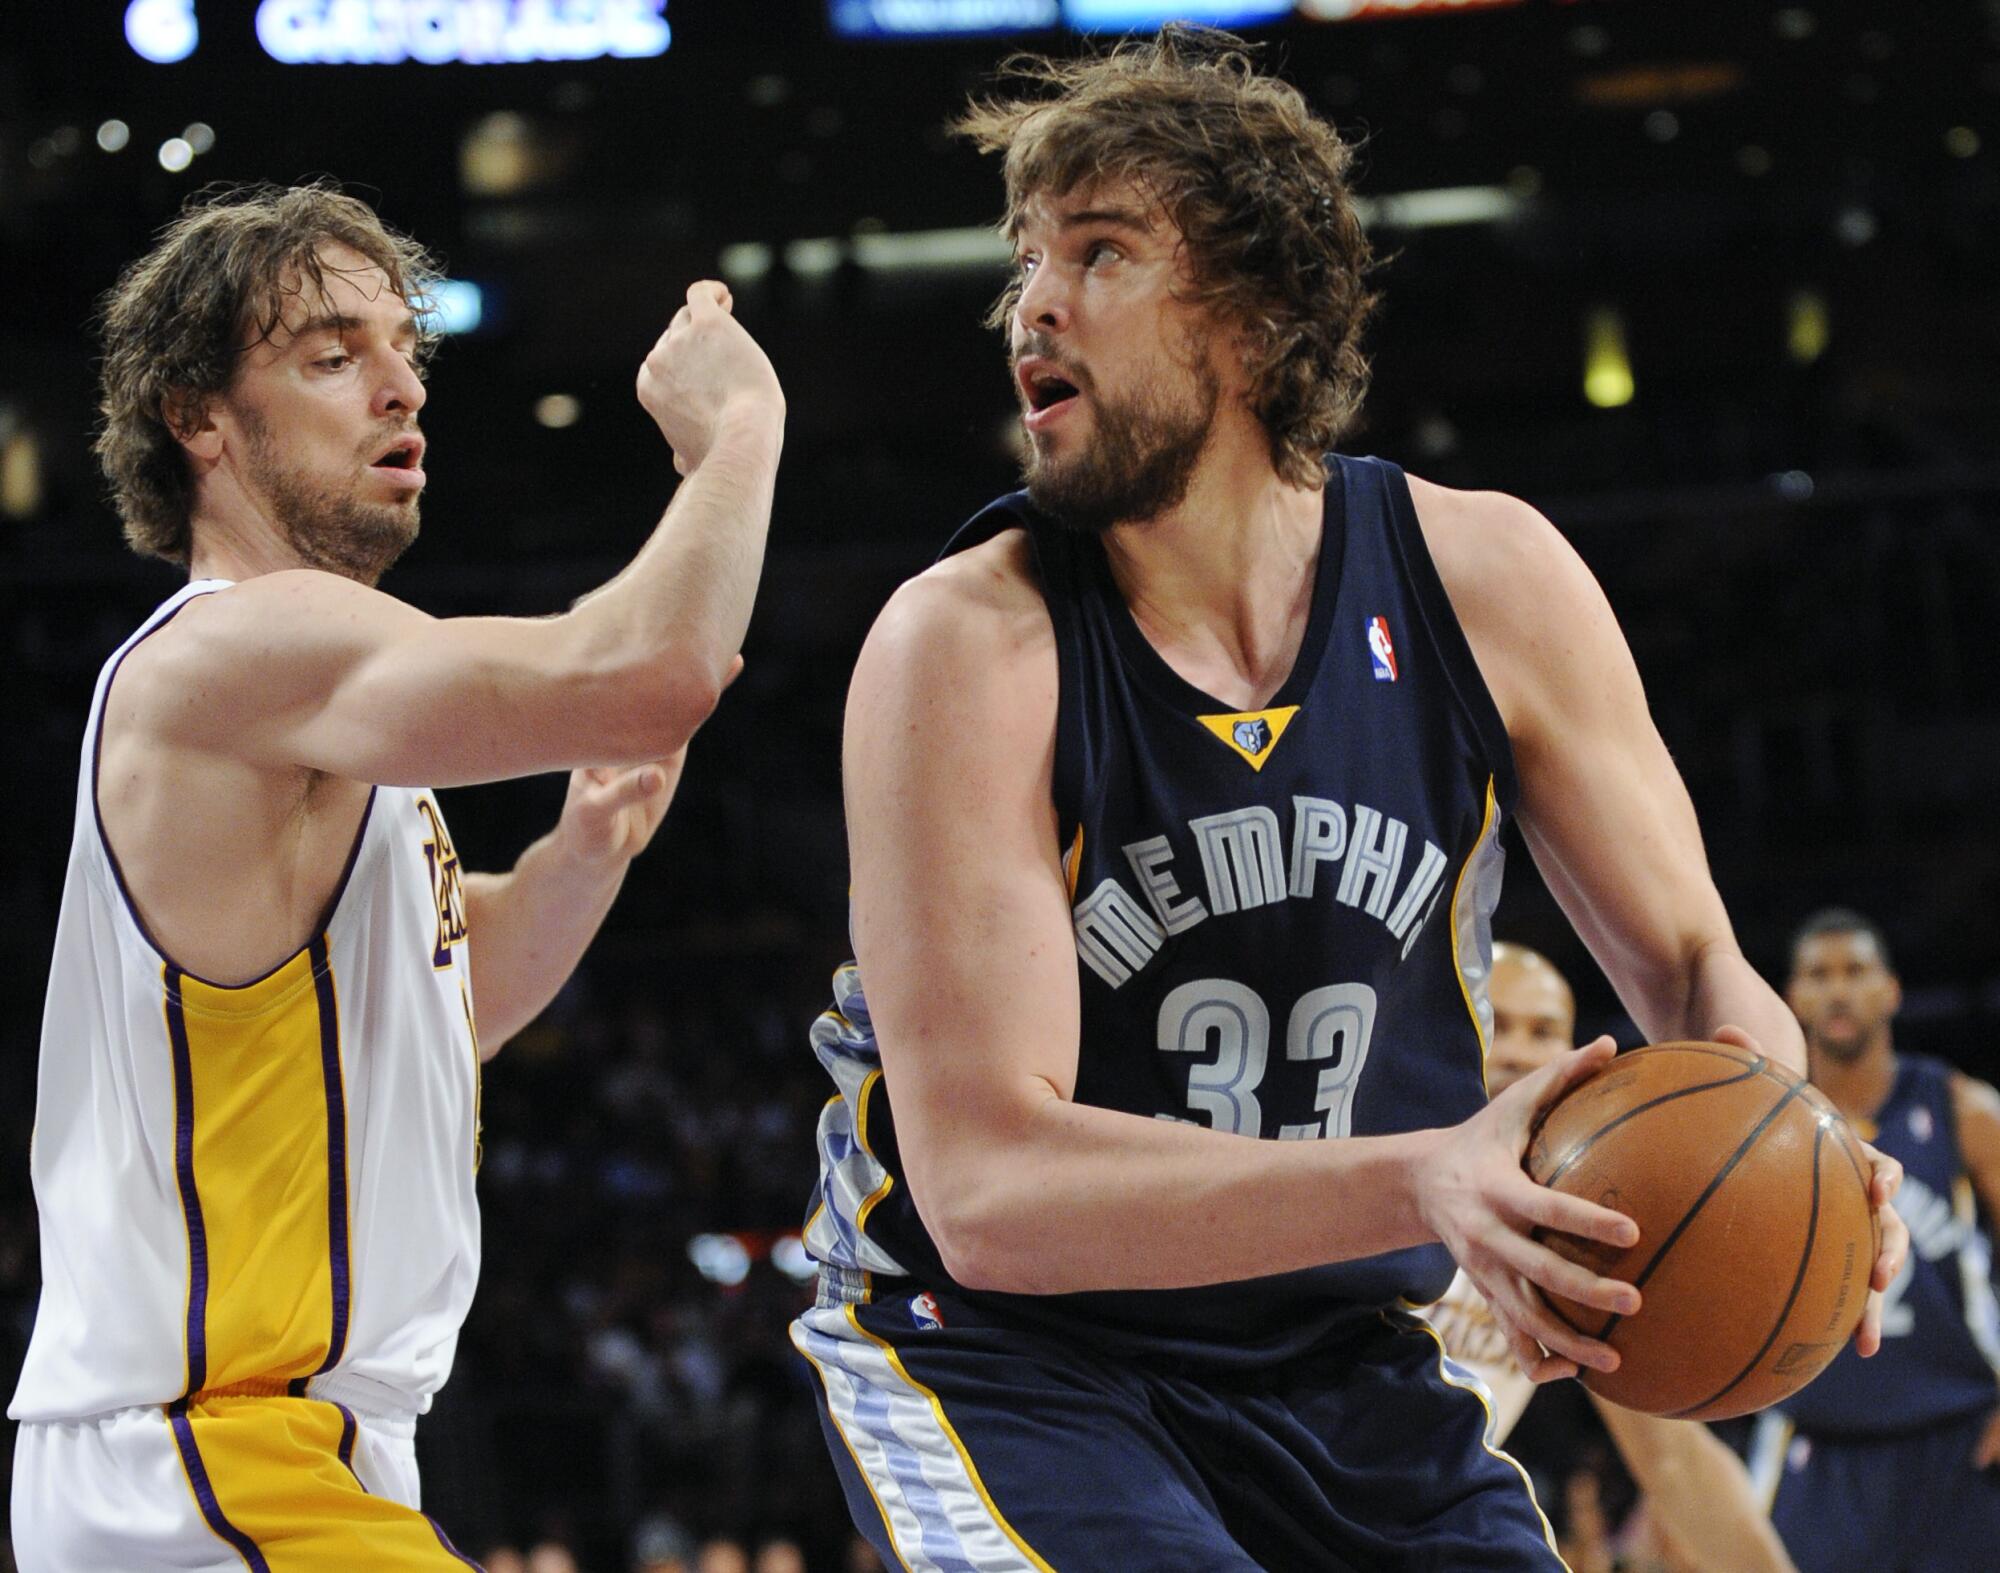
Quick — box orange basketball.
[1524,1041,1878,1420]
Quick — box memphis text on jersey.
[1071,792,1449,989]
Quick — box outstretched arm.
[1592,1398,1799,1573]
[133,283,782,788]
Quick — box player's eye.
[1084,240,1118,267]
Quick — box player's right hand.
[1416,1037,1642,1384]
[636,280,784,473]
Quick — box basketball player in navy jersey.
[1740,909,2000,1572]
[792,30,1905,1572]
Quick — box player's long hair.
[95,181,439,566]
[956,25,1379,490]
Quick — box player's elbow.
[918,1175,1047,1294]
[929,1214,1021,1294]
[574,650,724,763]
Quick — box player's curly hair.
[95,181,439,566]
[955,25,1378,489]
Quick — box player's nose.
[1015,263,1071,335]
[376,353,427,416]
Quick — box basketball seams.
[1579,1082,1808,1344]
[1538,1059,1767,1190]
[1533,1043,1876,1418]
[1667,1117,1829,1419]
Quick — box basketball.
[1525,1041,1879,1421]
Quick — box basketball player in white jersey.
[8,184,784,1569]
[1420,943,1800,1573]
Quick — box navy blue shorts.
[1746,1406,2000,1573]
[791,1285,1566,1573]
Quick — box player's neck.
[186,488,307,583]
[1809,1031,1897,1123]
[1100,443,1324,708]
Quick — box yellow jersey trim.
[1394,1311,1572,1572]
[843,1306,1058,1573]
[788,1324,917,1572]
[1449,778,1500,1093]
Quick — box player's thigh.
[12,1397,477,1573]
[1206,1312,1567,1572]
[1905,1410,2000,1572]
[1761,1427,1898,1573]
[794,1296,1262,1573]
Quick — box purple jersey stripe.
[163,967,210,1397]
[307,936,353,1381]
[427,1514,486,1570]
[334,1401,364,1485]
[167,1401,271,1572]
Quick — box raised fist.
[635,280,784,473]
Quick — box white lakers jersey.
[1418,1269,1536,1446]
[10,581,483,1423]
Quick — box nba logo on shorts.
[911,1292,945,1332]
[1367,616,1399,682]
[1232,718,1271,756]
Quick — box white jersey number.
[1157,980,1377,1139]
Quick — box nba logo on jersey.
[1908,1105,1933,1142]
[1232,718,1272,756]
[911,1292,945,1332]
[1367,616,1399,682]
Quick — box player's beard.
[242,408,420,586]
[1022,343,1222,536]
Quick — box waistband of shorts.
[817,1262,906,1308]
[182,1371,425,1421]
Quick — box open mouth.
[370,434,425,471]
[1018,359,1082,416]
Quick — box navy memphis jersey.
[1778,1054,2000,1435]
[803,455,1519,1365]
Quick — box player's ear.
[163,388,222,463]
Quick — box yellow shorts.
[11,1393,479,1571]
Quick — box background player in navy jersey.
[1738,909,2000,1572]
[792,29,1905,1573]
[1424,944,1799,1573]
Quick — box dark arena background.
[3,2,1998,1569]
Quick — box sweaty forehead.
[1014,178,1167,241]
[251,245,406,354]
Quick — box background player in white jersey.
[1421,942,1800,1573]
[8,183,784,1569]
[1738,909,2000,1572]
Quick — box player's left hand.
[555,748,689,868]
[1850,1138,1906,1358]
[1974,1406,2000,1470]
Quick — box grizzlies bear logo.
[1233,718,1271,755]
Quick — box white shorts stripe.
[794,1306,1050,1573]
